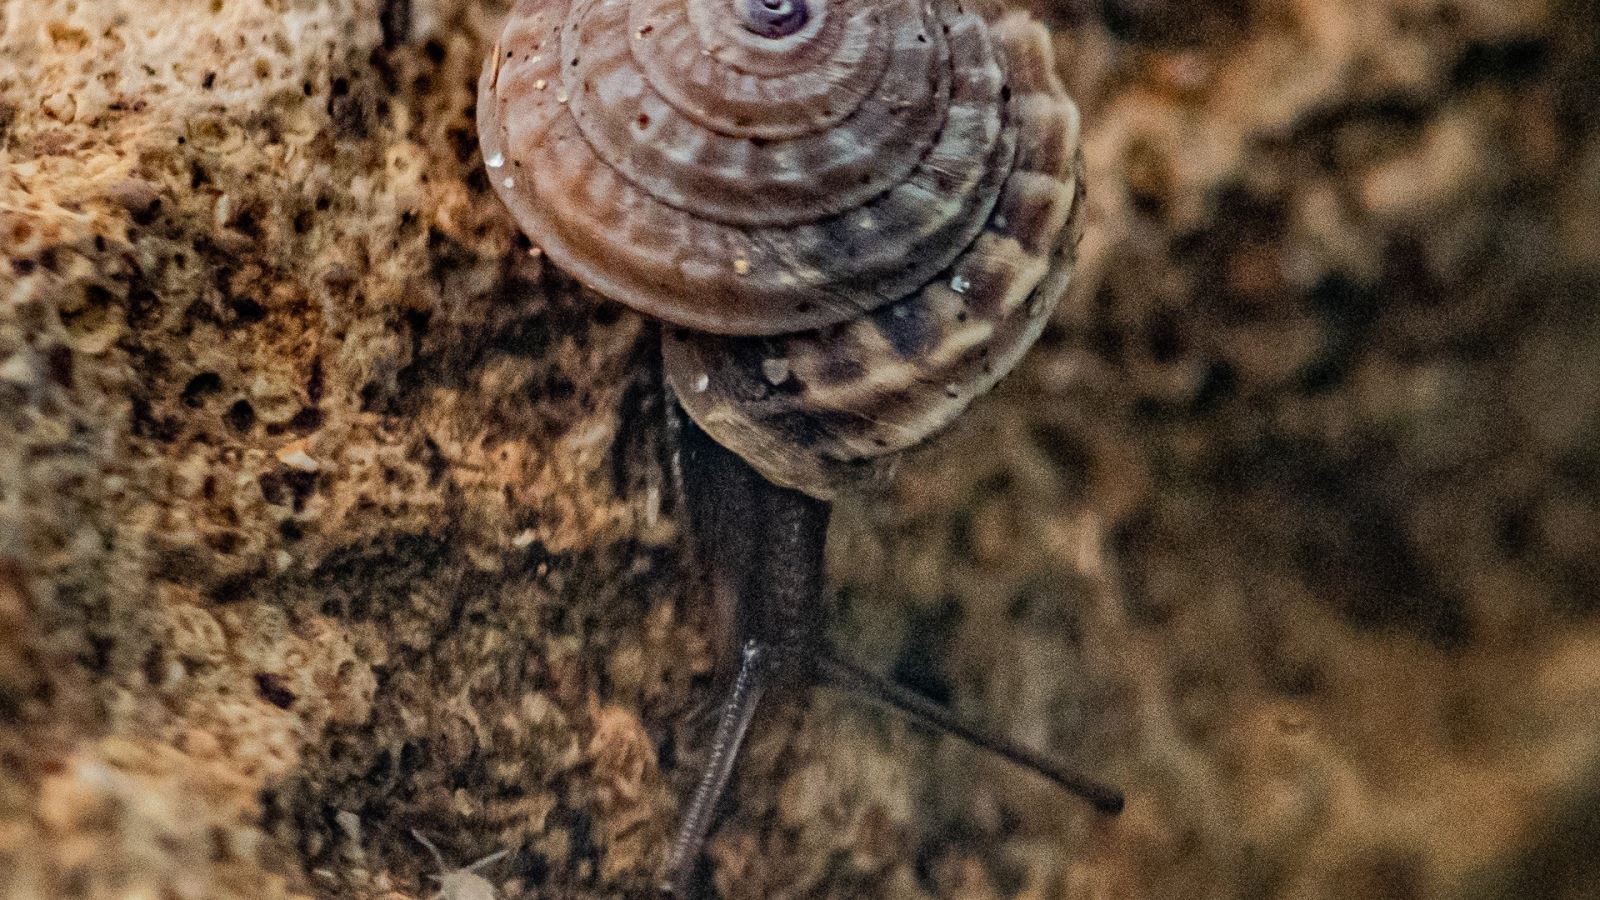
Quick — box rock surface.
[1,0,1596,898]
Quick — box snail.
[477,0,1123,893]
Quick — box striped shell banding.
[479,0,1084,498]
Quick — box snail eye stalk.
[817,651,1125,814]
[665,411,1122,897]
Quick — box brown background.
[2,0,1597,897]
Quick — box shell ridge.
[484,0,1088,494]
[658,4,1091,489]
[574,0,943,227]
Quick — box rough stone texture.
[1,0,1596,899]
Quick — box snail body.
[479,0,1115,893]
[479,0,1084,497]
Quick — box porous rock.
[1,0,1598,898]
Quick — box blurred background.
[1,0,1597,898]
[825,2,1600,897]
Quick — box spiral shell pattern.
[480,0,1083,497]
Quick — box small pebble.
[761,357,791,384]
[0,352,36,385]
[278,446,321,473]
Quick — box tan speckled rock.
[2,0,1598,898]
[1,0,683,896]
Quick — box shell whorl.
[480,0,1084,498]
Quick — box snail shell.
[479,0,1083,498]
